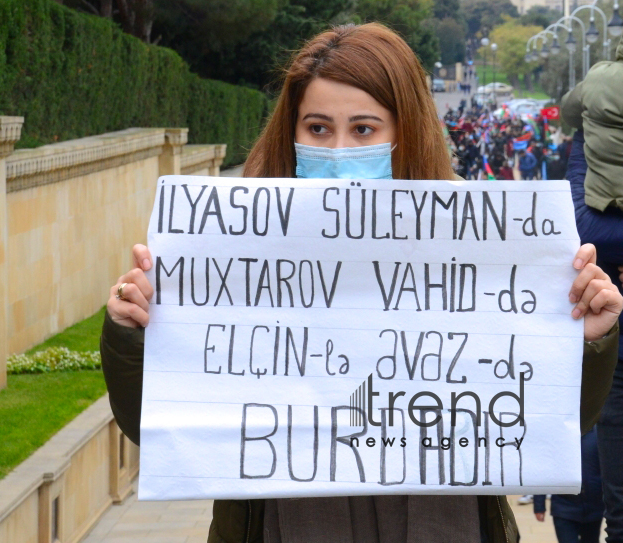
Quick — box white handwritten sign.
[138,176,583,500]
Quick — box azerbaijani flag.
[527,119,541,140]
[483,155,496,180]
[513,131,532,151]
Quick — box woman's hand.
[569,244,623,342]
[107,244,153,328]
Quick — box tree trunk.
[116,0,135,35]
[116,0,154,43]
[101,0,113,18]
[133,0,155,43]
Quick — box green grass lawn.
[0,372,107,478]
[26,305,107,354]
[0,305,108,479]
[475,64,511,86]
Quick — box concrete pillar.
[0,116,23,390]
[209,145,227,177]
[456,62,464,83]
[159,128,188,176]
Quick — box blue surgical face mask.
[294,142,394,179]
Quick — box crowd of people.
[442,99,573,182]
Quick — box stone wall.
[0,118,227,386]
[0,396,139,543]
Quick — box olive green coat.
[100,310,619,543]
[561,35,623,211]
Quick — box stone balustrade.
[0,118,229,541]
[0,395,139,543]
[0,121,227,375]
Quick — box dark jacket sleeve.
[533,495,546,514]
[580,321,619,435]
[100,309,144,445]
[568,130,623,263]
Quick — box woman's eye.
[355,125,374,136]
[310,125,328,135]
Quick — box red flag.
[540,106,560,120]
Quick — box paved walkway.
[82,480,213,543]
[220,164,244,177]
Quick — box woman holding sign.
[101,23,622,543]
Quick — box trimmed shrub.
[0,0,268,166]
[7,347,101,374]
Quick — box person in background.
[469,154,483,180]
[459,98,467,116]
[518,149,538,180]
[563,34,623,541]
[465,138,479,178]
[546,152,566,180]
[489,151,505,177]
[561,35,623,213]
[455,143,469,178]
[498,158,515,180]
[534,427,604,543]
[563,124,623,543]
[531,141,544,179]
[558,136,573,177]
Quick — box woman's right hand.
[107,244,154,328]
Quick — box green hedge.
[0,0,268,166]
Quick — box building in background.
[510,0,593,16]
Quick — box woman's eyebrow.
[302,113,333,122]
[301,113,384,122]
[349,114,384,122]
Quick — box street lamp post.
[481,36,490,92]
[572,4,611,64]
[607,0,623,38]
[526,4,621,93]
[526,25,568,91]
[565,30,577,88]
[567,15,588,79]
[549,15,588,83]
[491,43,498,108]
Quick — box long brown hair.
[243,23,454,180]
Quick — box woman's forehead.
[298,78,391,119]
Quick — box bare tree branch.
[79,0,100,15]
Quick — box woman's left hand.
[569,244,623,342]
